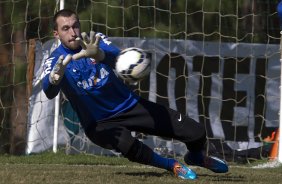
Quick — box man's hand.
[49,54,72,85]
[72,31,105,61]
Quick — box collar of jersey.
[59,44,82,55]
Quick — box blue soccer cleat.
[172,162,197,180]
[184,153,229,173]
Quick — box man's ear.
[53,30,59,39]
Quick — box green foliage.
[0,0,279,43]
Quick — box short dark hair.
[53,9,79,30]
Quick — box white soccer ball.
[115,47,151,83]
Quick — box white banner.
[26,38,280,155]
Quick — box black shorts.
[84,98,206,155]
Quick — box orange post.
[269,129,280,160]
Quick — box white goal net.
[0,0,280,163]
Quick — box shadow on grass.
[116,171,169,178]
[198,173,247,182]
[118,171,246,182]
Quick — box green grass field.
[0,151,282,184]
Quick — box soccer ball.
[115,47,151,83]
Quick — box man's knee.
[85,125,135,153]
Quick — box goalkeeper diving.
[42,9,228,180]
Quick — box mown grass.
[0,151,282,184]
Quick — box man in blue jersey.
[42,9,228,180]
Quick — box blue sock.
[150,152,177,171]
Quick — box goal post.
[52,0,66,154]
[279,35,282,162]
[278,1,282,163]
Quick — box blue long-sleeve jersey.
[42,33,139,130]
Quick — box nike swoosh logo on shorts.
[178,114,182,122]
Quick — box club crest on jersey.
[90,58,96,64]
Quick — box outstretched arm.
[72,31,105,61]
[42,54,72,99]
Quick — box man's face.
[54,14,81,50]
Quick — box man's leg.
[85,123,197,180]
[109,98,228,174]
